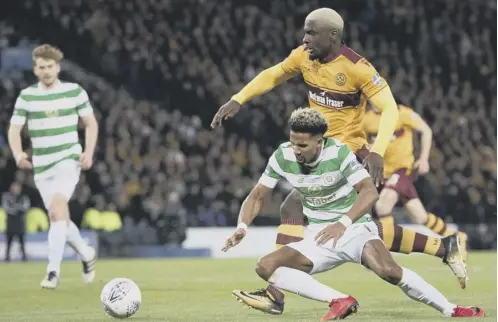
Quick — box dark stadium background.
[0,0,495,253]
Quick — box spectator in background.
[0,0,495,242]
[2,181,30,261]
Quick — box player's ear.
[331,29,342,43]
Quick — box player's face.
[34,58,60,87]
[303,20,333,60]
[290,131,323,164]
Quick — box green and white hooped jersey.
[259,138,372,224]
[10,81,93,179]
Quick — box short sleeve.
[354,58,388,99]
[338,144,370,186]
[399,106,421,129]
[280,46,304,76]
[258,153,283,188]
[10,96,28,125]
[75,86,93,117]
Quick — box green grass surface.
[0,252,495,321]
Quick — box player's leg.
[374,186,399,249]
[276,189,305,249]
[5,232,14,262]
[375,170,469,287]
[40,190,70,289]
[404,198,450,233]
[18,232,27,261]
[376,171,450,257]
[59,164,96,283]
[404,198,468,261]
[374,184,444,258]
[257,247,350,302]
[361,239,484,317]
[233,226,356,319]
[257,188,304,309]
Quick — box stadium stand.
[0,0,496,246]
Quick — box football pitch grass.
[0,252,495,321]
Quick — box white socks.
[66,221,93,262]
[267,266,457,316]
[268,267,349,303]
[47,221,68,275]
[398,267,457,316]
[47,220,93,275]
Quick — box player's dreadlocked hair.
[288,108,328,136]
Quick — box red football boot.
[321,296,359,321]
[451,306,485,318]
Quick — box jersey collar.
[38,79,61,92]
[305,139,327,168]
[320,42,347,64]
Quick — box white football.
[101,278,141,319]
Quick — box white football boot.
[82,247,97,283]
[40,271,59,289]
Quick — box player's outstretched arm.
[211,64,294,128]
[355,59,399,186]
[363,87,398,186]
[222,183,273,252]
[369,87,399,156]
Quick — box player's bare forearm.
[81,114,98,155]
[419,129,432,161]
[8,124,24,158]
[237,183,272,226]
[345,178,379,223]
[369,86,399,156]
[416,119,433,161]
[232,64,294,104]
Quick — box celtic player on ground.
[222,109,484,320]
[8,44,97,289]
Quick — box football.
[101,278,142,319]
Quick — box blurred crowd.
[1,0,496,236]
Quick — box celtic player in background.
[8,44,97,289]
[223,109,484,320]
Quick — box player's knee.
[48,194,68,222]
[255,256,279,281]
[375,262,403,285]
[374,202,392,217]
[375,191,398,216]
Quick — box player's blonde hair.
[288,108,328,136]
[32,44,64,63]
[306,8,344,31]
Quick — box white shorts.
[287,221,380,274]
[34,160,81,209]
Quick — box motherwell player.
[211,8,466,314]
[364,102,469,288]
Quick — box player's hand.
[15,152,32,169]
[80,151,94,170]
[211,100,241,128]
[363,152,384,187]
[414,158,430,175]
[222,228,246,252]
[315,222,346,248]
